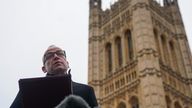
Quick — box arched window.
[106,43,112,73]
[125,30,133,62]
[115,37,122,67]
[129,96,139,108]
[161,35,169,65]
[154,29,161,60]
[169,41,178,72]
[117,102,126,108]
[174,101,182,108]
[165,96,171,108]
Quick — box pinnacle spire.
[89,0,101,9]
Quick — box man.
[10,45,98,108]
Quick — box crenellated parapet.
[100,0,131,26]
[149,0,173,24]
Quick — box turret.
[164,0,192,79]
[88,0,102,104]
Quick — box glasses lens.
[56,50,65,56]
[44,53,53,62]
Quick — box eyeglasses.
[43,50,66,64]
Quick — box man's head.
[42,45,69,76]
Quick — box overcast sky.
[0,0,191,107]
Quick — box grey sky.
[0,0,191,107]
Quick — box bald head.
[43,45,66,64]
[42,45,69,76]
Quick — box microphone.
[55,95,91,108]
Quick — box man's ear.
[42,66,47,73]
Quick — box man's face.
[42,47,69,75]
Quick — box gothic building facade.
[88,0,192,108]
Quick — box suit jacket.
[10,82,98,108]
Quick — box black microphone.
[55,95,91,108]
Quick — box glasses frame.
[43,50,66,64]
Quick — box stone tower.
[88,0,192,108]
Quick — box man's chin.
[51,68,67,75]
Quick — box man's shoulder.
[72,82,93,91]
[72,82,91,87]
